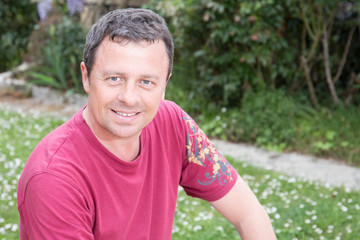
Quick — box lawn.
[0,107,359,239]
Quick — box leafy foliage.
[26,15,86,92]
[146,0,360,164]
[166,83,360,165]
[146,0,360,108]
[0,0,38,71]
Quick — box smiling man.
[81,38,169,162]
[17,8,276,239]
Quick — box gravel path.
[211,140,360,191]
[1,66,360,191]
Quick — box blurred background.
[1,1,360,239]
[1,0,360,165]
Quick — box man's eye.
[110,77,121,82]
[141,80,152,85]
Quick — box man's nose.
[117,82,139,106]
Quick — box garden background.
[0,0,360,239]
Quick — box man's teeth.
[114,110,137,117]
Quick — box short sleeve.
[179,113,238,202]
[18,173,94,240]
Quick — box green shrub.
[0,0,38,71]
[146,0,302,107]
[26,15,86,92]
[233,89,299,149]
[295,106,360,165]
[185,89,306,152]
[146,0,360,108]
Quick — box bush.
[0,0,38,71]
[295,105,360,164]
[26,15,86,92]
[196,89,306,152]
[232,89,299,149]
[146,0,302,107]
[146,0,360,108]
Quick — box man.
[17,8,276,239]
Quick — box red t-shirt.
[17,100,237,239]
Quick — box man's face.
[81,38,169,142]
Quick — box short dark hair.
[83,8,174,78]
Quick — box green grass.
[0,107,359,239]
[174,160,360,239]
[0,107,65,239]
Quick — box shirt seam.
[18,135,84,208]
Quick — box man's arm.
[210,175,277,239]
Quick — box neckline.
[74,107,147,173]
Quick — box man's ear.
[167,73,172,82]
[81,62,90,94]
[163,73,172,100]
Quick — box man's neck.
[82,107,141,162]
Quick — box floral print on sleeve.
[182,114,234,186]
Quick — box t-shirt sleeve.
[18,173,94,240]
[179,112,238,202]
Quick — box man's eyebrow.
[140,74,160,80]
[99,71,161,81]
[101,71,126,77]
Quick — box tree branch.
[301,55,319,109]
[322,18,339,105]
[333,25,355,84]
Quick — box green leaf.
[26,71,61,88]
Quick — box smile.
[112,110,139,117]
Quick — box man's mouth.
[112,110,139,117]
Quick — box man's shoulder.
[21,114,81,180]
[18,112,87,202]
[157,100,184,118]
[35,114,79,156]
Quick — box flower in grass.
[191,201,199,206]
[172,225,179,233]
[67,0,84,15]
[216,226,224,232]
[37,0,53,21]
[327,225,334,233]
[4,224,12,230]
[341,205,348,212]
[315,227,323,234]
[11,224,18,232]
[193,225,202,231]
